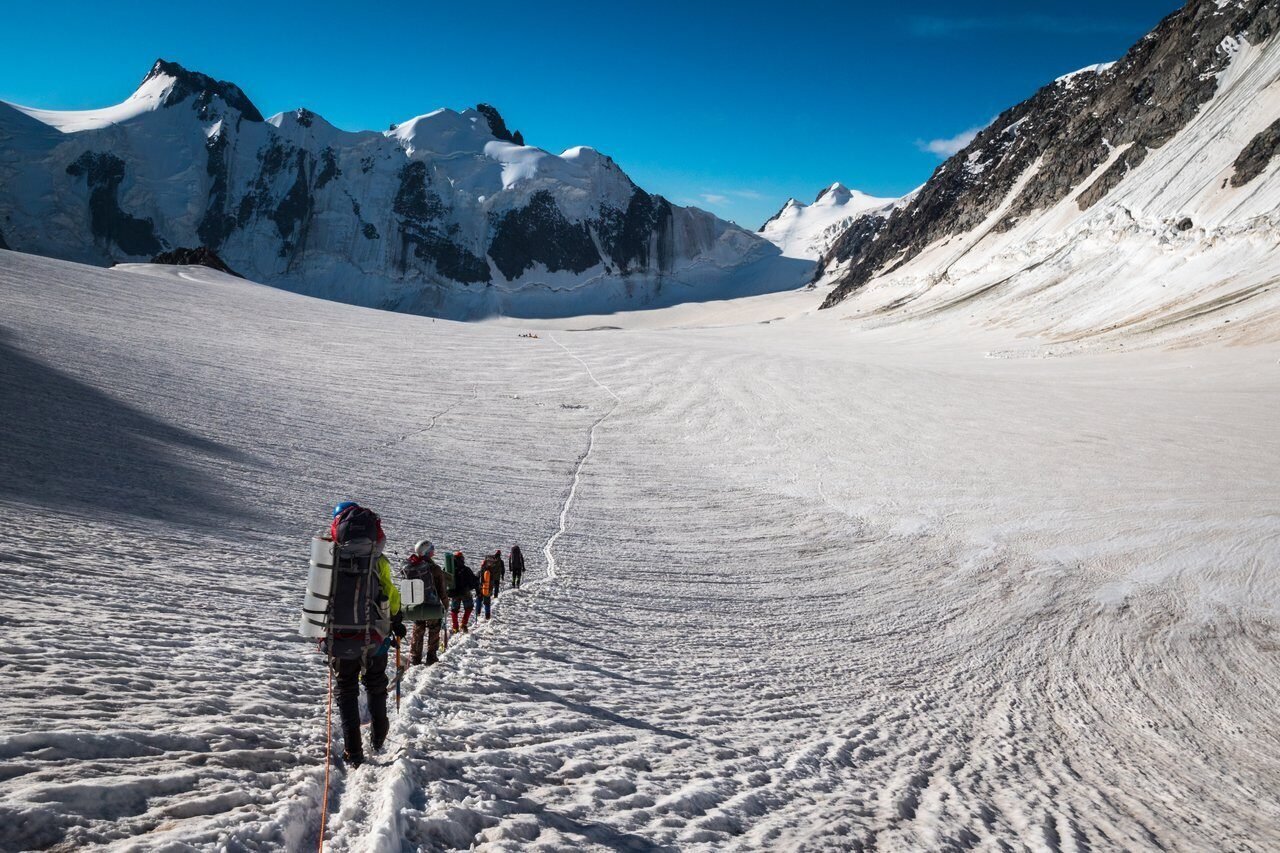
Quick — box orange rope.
[318,664,333,853]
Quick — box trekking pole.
[394,638,402,712]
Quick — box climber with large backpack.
[324,500,405,768]
[509,544,525,589]
[449,551,479,633]
[476,553,497,621]
[490,549,506,599]
[400,540,449,665]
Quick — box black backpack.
[327,508,389,660]
[335,506,380,543]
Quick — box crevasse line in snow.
[541,336,621,581]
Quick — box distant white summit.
[759,182,898,260]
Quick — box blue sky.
[1,0,1180,228]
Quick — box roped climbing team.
[318,499,525,767]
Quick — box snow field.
[0,249,1278,851]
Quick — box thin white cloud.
[918,126,983,158]
[700,193,730,205]
[908,14,1140,38]
[729,189,764,200]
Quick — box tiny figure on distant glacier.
[450,551,479,632]
[400,540,449,666]
[324,501,405,768]
[509,544,525,588]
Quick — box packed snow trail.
[541,335,622,581]
[0,251,1278,851]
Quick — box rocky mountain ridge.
[819,0,1280,313]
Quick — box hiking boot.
[371,718,389,751]
[411,656,423,666]
[425,653,438,665]
[343,748,364,768]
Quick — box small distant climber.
[509,545,525,589]
[325,501,405,768]
[400,540,449,666]
[450,551,479,633]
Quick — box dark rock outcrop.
[476,103,522,145]
[65,152,162,257]
[394,162,490,283]
[489,190,601,279]
[198,129,236,249]
[150,246,242,276]
[822,0,1280,308]
[598,189,675,274]
[316,147,340,189]
[0,228,8,251]
[1230,118,1280,187]
[813,212,887,281]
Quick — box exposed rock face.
[812,212,886,281]
[822,0,1280,308]
[0,228,7,251]
[600,189,674,274]
[0,59,791,317]
[1230,118,1280,187]
[490,190,599,279]
[150,246,241,277]
[393,160,491,284]
[65,151,163,257]
[475,103,522,145]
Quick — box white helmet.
[414,539,435,558]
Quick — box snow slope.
[1,248,1277,851]
[758,183,897,261]
[0,61,810,320]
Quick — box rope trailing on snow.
[318,665,333,853]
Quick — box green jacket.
[377,553,402,615]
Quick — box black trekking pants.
[331,652,388,756]
[511,570,522,588]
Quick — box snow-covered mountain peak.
[388,107,499,156]
[138,59,264,122]
[760,182,899,260]
[267,108,332,130]
[5,58,264,133]
[814,182,853,205]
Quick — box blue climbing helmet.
[332,500,358,518]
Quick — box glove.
[391,614,407,639]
